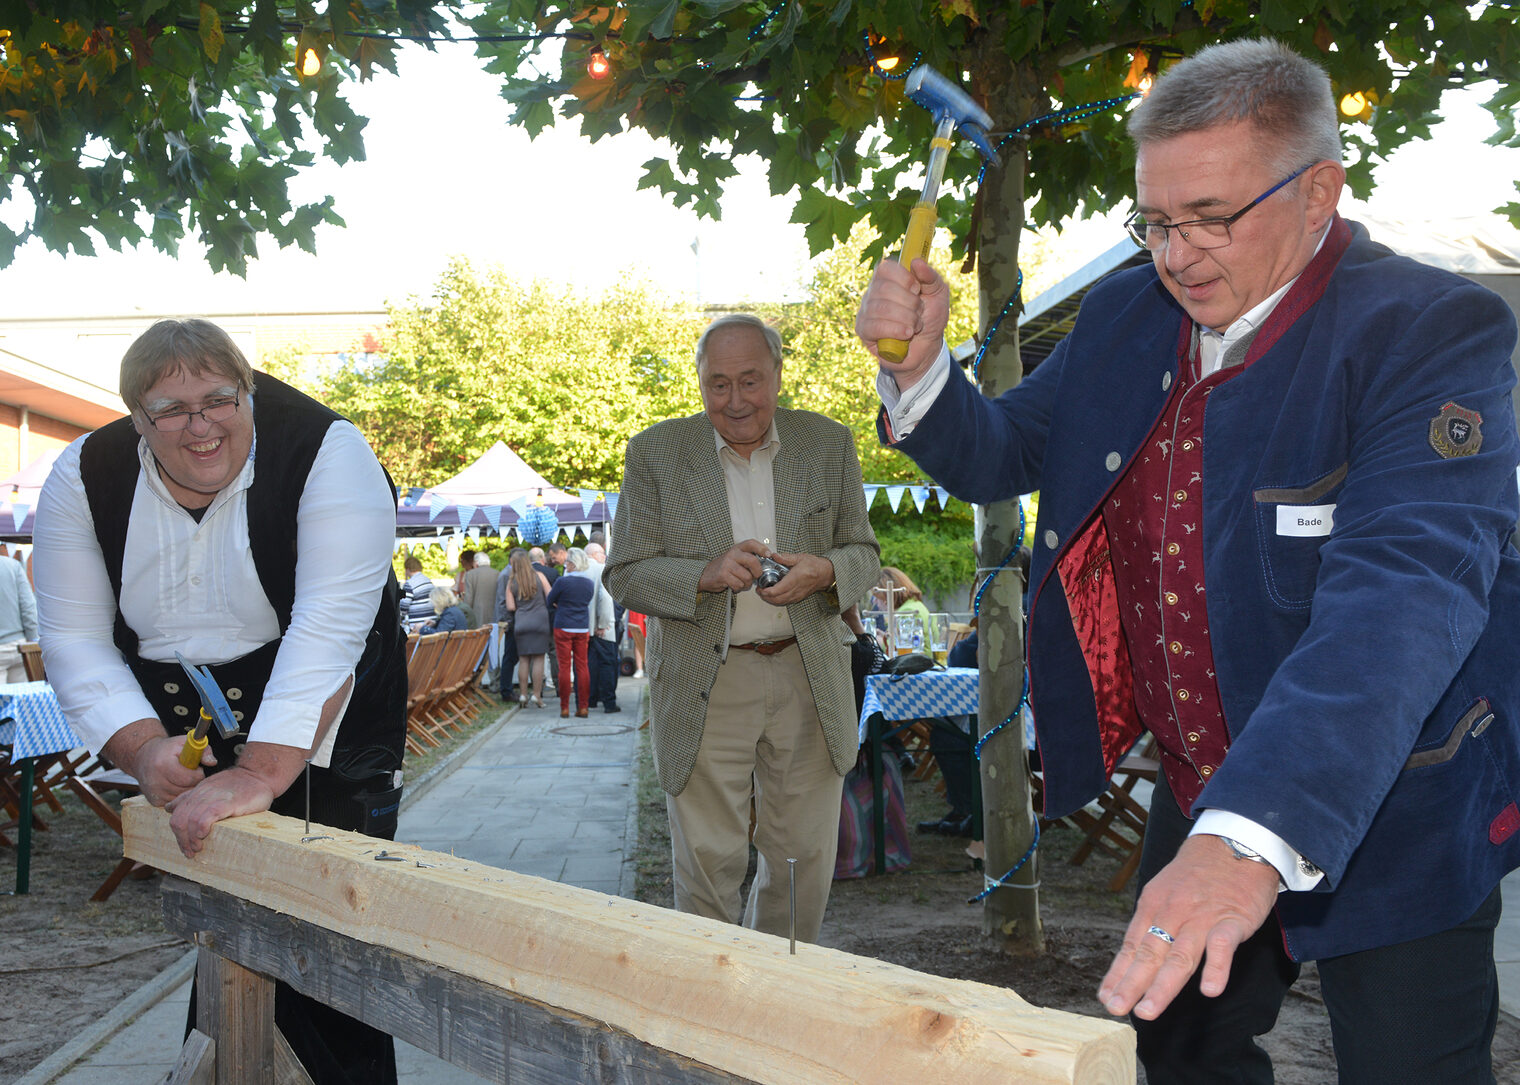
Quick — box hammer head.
[906,65,998,163]
[175,651,239,739]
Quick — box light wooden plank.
[126,800,1132,1085]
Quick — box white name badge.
[1277,503,1335,537]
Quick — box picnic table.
[0,681,81,894]
[858,667,981,876]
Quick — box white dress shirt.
[34,401,396,765]
[715,422,793,646]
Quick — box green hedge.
[868,504,977,607]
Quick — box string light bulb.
[294,32,326,78]
[876,54,899,71]
[1339,90,1368,116]
[587,46,610,79]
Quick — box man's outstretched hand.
[1098,834,1279,1020]
[165,766,276,857]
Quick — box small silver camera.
[755,556,788,589]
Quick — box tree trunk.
[969,54,1043,955]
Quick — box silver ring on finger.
[1147,924,1175,945]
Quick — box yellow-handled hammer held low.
[878,66,998,365]
[175,651,238,769]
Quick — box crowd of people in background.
[398,531,639,721]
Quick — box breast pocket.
[796,493,834,548]
[1252,462,1347,610]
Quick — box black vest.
[79,373,406,828]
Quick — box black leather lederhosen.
[79,371,407,838]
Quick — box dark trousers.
[498,629,520,698]
[589,636,619,708]
[927,717,974,818]
[1135,773,1501,1085]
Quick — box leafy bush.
[868,504,977,609]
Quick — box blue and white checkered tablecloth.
[859,667,979,742]
[0,681,79,759]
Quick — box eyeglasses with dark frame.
[141,391,241,432]
[1124,164,1314,251]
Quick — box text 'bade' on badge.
[1430,401,1483,459]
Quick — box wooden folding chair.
[416,632,467,739]
[7,740,152,900]
[405,633,450,754]
[17,641,44,681]
[66,765,153,902]
[1067,737,1160,892]
[0,748,46,844]
[426,628,490,735]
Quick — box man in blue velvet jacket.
[856,39,1520,1084]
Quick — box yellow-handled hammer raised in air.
[878,66,998,365]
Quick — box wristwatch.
[1218,836,1271,865]
[1218,835,1322,885]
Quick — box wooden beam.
[162,878,749,1085]
[273,1029,316,1085]
[125,800,1132,1085]
[196,943,277,1085]
[164,1029,215,1085]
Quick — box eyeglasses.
[141,391,241,431]
[1124,164,1313,251]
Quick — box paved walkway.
[21,678,1520,1082]
[26,680,644,1085]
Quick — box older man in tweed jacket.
[606,314,879,942]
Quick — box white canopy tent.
[0,448,61,538]
[394,441,614,541]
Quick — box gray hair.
[585,542,606,562]
[430,585,458,614]
[121,318,256,415]
[475,552,494,568]
[694,313,782,372]
[1127,39,1341,176]
[565,546,589,573]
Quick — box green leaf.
[649,0,681,41]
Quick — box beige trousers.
[666,643,845,943]
[0,641,26,683]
